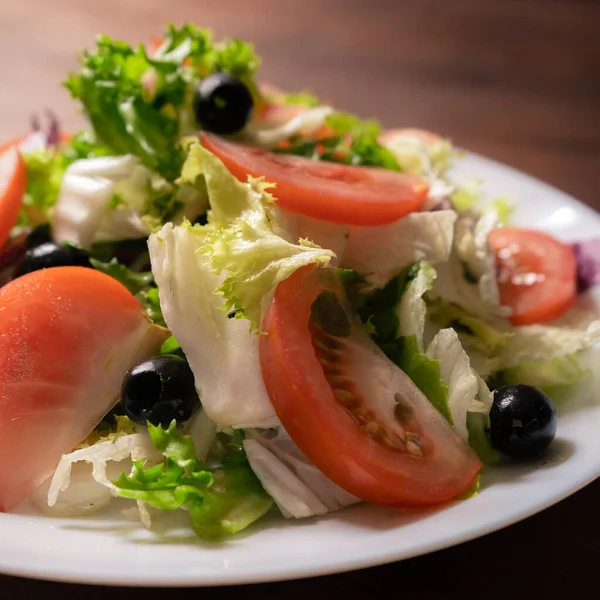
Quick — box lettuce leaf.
[386,335,451,423]
[276,111,400,170]
[113,421,273,540]
[53,153,207,248]
[65,25,260,181]
[342,210,456,289]
[395,262,436,350]
[90,257,154,295]
[431,211,510,319]
[466,412,501,465]
[148,222,278,428]
[426,328,490,442]
[180,141,334,329]
[500,354,589,389]
[243,429,359,519]
[43,429,163,515]
[379,130,455,178]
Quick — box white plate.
[2,152,600,587]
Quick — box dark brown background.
[1,0,599,597]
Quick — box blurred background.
[0,0,598,205]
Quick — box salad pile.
[0,24,599,540]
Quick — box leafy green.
[385,336,451,422]
[466,412,501,465]
[451,179,482,213]
[160,335,182,355]
[140,287,166,327]
[90,257,154,295]
[64,25,260,181]
[276,110,400,170]
[113,421,272,540]
[17,131,112,228]
[487,196,514,225]
[499,354,589,389]
[395,262,436,350]
[280,90,319,107]
[377,130,455,177]
[179,141,334,329]
[18,150,66,227]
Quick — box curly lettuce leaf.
[148,222,277,428]
[113,421,273,539]
[65,25,260,181]
[180,141,334,328]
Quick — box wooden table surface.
[1,0,599,597]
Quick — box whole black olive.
[15,242,93,277]
[193,73,253,135]
[121,355,201,427]
[489,384,557,457]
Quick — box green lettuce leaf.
[18,149,66,227]
[467,412,501,465]
[499,354,589,389]
[90,257,154,295]
[276,110,400,170]
[180,141,334,329]
[65,25,260,181]
[113,421,272,540]
[140,287,166,327]
[385,335,451,423]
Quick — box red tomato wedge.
[489,228,577,326]
[0,267,167,512]
[0,148,27,249]
[259,265,481,506]
[200,132,429,226]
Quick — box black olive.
[25,223,52,249]
[15,242,93,277]
[193,73,253,135]
[489,384,557,457]
[121,355,201,427]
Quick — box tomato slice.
[0,148,27,249]
[0,267,167,511]
[489,227,577,326]
[200,132,429,226]
[259,265,481,506]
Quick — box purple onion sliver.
[45,109,61,147]
[431,197,454,212]
[571,238,600,292]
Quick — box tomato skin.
[0,267,166,512]
[200,132,429,226]
[0,149,27,249]
[489,228,577,326]
[259,265,482,506]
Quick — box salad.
[0,23,599,540]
